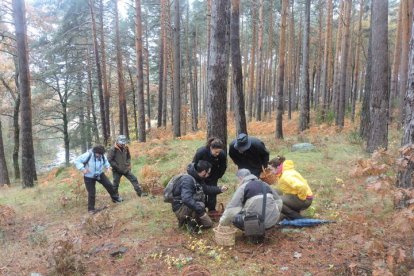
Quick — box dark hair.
[92,145,106,155]
[206,137,224,149]
[195,160,212,173]
[269,156,286,168]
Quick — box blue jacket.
[74,150,111,179]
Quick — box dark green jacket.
[107,145,131,174]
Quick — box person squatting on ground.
[107,135,146,197]
[74,145,123,213]
[229,133,270,177]
[192,137,227,212]
[219,169,282,231]
[172,161,228,229]
[268,157,313,219]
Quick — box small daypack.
[163,174,195,203]
[83,151,106,167]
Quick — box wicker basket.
[213,225,237,246]
[260,167,278,185]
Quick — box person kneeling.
[219,169,282,239]
[172,161,228,230]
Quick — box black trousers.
[205,179,218,211]
[112,170,143,195]
[84,173,117,211]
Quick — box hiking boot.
[88,209,97,215]
[112,196,124,203]
[136,191,148,197]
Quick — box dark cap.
[234,133,251,152]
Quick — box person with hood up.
[192,137,227,212]
[229,133,269,177]
[268,157,313,219]
[172,161,228,229]
[74,145,123,213]
[219,169,282,231]
[107,135,146,197]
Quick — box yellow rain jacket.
[278,160,313,200]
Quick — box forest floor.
[1,115,414,276]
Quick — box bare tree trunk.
[255,0,264,121]
[99,0,110,140]
[173,0,181,137]
[332,0,344,117]
[0,120,10,186]
[299,0,310,132]
[190,29,198,131]
[351,0,364,122]
[287,0,295,120]
[231,0,247,135]
[88,0,108,145]
[248,5,256,121]
[360,10,372,140]
[207,0,230,145]
[336,0,352,128]
[145,16,151,130]
[397,16,414,188]
[321,0,333,121]
[276,0,288,139]
[399,0,411,124]
[158,0,166,128]
[389,0,402,122]
[114,0,128,138]
[135,0,146,141]
[86,46,100,143]
[366,0,388,153]
[13,0,36,187]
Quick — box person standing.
[192,137,227,212]
[229,133,270,177]
[107,135,145,197]
[74,145,122,213]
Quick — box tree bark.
[255,0,264,121]
[13,0,36,187]
[88,0,108,145]
[173,0,181,137]
[135,0,146,142]
[321,0,333,121]
[231,0,247,135]
[398,16,414,188]
[336,0,352,128]
[248,5,256,121]
[366,0,388,153]
[0,119,10,186]
[99,0,110,140]
[86,46,100,143]
[399,0,411,124]
[389,0,402,121]
[207,0,230,146]
[299,0,310,132]
[276,0,288,139]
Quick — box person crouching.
[172,161,228,229]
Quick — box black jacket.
[172,163,223,215]
[107,145,131,174]
[192,147,227,185]
[228,137,269,177]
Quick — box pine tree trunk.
[88,0,108,145]
[337,0,352,128]
[299,0,310,132]
[366,0,389,153]
[207,0,230,145]
[78,72,87,153]
[360,13,372,140]
[145,18,151,130]
[13,0,36,187]
[255,0,264,121]
[352,0,364,122]
[135,0,146,141]
[287,0,295,120]
[332,0,344,118]
[99,0,110,140]
[86,46,100,143]
[190,30,198,131]
[158,0,166,128]
[398,16,414,188]
[321,0,333,121]
[13,92,20,179]
[173,0,181,137]
[399,0,411,124]
[389,0,402,121]
[115,0,128,138]
[231,0,247,135]
[0,119,10,186]
[248,5,256,121]
[276,0,288,139]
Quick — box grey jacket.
[219,175,283,229]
